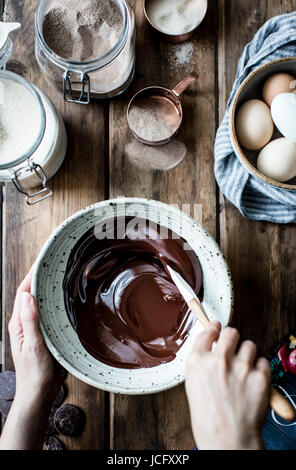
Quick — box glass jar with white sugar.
[35,0,136,103]
[0,69,67,204]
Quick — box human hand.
[185,322,271,450]
[8,267,61,409]
[0,267,62,449]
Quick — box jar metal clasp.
[63,70,90,104]
[12,160,53,205]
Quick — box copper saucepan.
[143,0,208,43]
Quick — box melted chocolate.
[63,217,203,369]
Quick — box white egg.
[271,92,296,143]
[257,138,296,182]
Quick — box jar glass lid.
[0,70,46,170]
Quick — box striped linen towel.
[214,12,296,224]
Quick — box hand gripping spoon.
[166,265,296,422]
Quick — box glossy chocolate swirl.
[63,217,203,369]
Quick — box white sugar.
[173,42,195,66]
[0,79,41,164]
[146,0,207,35]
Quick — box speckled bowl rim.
[32,198,233,394]
[230,57,296,190]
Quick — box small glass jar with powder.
[0,22,67,204]
[35,0,136,103]
[0,70,67,204]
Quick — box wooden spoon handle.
[187,298,296,421]
[187,297,210,327]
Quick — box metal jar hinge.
[63,71,90,104]
[12,161,53,205]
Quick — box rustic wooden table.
[1,0,296,450]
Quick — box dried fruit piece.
[61,368,68,382]
[47,436,65,451]
[54,385,67,408]
[0,371,16,400]
[44,385,68,444]
[288,349,296,376]
[45,410,57,445]
[278,343,290,373]
[54,404,85,437]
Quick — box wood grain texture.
[218,0,296,357]
[109,0,218,450]
[1,0,106,449]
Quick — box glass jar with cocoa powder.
[35,0,136,103]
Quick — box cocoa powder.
[43,0,124,62]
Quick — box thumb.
[20,292,41,341]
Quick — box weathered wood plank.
[109,0,218,450]
[2,0,106,449]
[218,0,296,358]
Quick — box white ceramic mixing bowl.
[32,198,233,394]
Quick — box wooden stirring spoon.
[166,265,296,422]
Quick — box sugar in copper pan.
[143,0,208,43]
[127,72,198,146]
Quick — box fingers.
[18,265,35,294]
[10,265,35,327]
[215,327,240,359]
[255,357,271,380]
[236,340,257,367]
[193,321,221,354]
[20,292,41,343]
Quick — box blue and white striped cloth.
[214,12,296,224]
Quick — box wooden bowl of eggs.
[230,57,296,190]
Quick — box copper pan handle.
[172,71,199,97]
